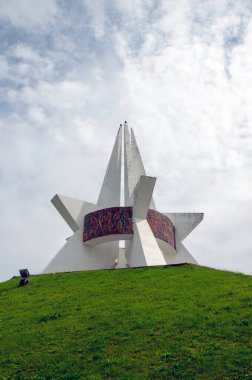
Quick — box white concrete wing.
[42,200,120,273]
[164,213,204,241]
[156,238,198,265]
[126,219,166,267]
[124,174,165,266]
[131,175,156,218]
[43,230,120,273]
[51,194,85,232]
[175,240,198,265]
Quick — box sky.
[0,0,252,282]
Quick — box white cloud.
[7,80,89,111]
[0,0,59,28]
[11,43,41,61]
[82,0,106,39]
[28,106,46,124]
[0,55,9,78]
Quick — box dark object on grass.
[19,269,30,278]
[19,269,30,287]
[19,278,29,287]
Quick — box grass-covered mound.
[0,265,251,380]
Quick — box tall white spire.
[97,126,122,208]
[124,123,155,209]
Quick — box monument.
[43,122,203,273]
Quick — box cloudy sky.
[0,0,252,282]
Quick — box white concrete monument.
[43,122,203,273]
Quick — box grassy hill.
[0,265,251,380]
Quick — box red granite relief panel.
[83,207,133,242]
[147,209,176,249]
[83,206,176,248]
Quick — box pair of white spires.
[43,122,203,273]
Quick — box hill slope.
[0,265,251,380]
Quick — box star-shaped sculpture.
[43,123,203,273]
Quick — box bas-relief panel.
[147,209,176,249]
[83,207,176,249]
[83,207,133,242]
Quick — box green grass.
[0,265,251,380]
